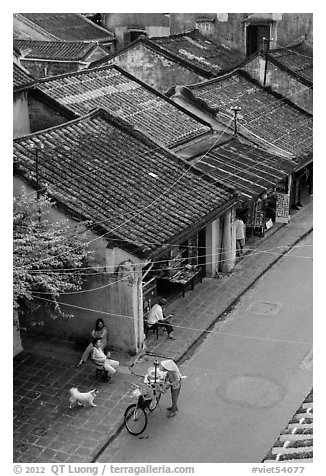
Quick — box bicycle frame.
[124,360,165,435]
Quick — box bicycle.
[124,360,166,435]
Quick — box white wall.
[13,93,31,139]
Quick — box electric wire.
[32,295,312,346]
[13,66,312,270]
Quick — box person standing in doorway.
[147,298,175,339]
[235,214,246,257]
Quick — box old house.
[89,29,244,93]
[13,109,238,353]
[168,69,312,227]
[240,41,313,113]
[13,13,115,52]
[100,13,171,50]
[13,39,109,78]
[15,64,214,153]
[100,13,313,57]
[191,137,296,235]
[226,13,313,56]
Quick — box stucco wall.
[28,95,72,133]
[109,43,205,92]
[242,56,313,113]
[27,272,140,353]
[276,13,313,46]
[13,177,144,353]
[13,92,31,138]
[13,14,52,40]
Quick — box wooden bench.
[144,317,159,339]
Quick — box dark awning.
[192,138,295,202]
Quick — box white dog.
[69,387,98,408]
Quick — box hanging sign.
[275,192,290,223]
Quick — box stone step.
[272,446,313,455]
[279,433,313,442]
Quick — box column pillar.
[205,218,220,277]
[221,207,236,273]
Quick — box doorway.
[246,24,270,56]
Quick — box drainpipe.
[263,37,273,86]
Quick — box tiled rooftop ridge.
[29,65,212,149]
[13,39,103,61]
[187,70,312,158]
[13,62,34,88]
[17,13,114,42]
[263,390,313,463]
[13,109,235,258]
[150,29,244,74]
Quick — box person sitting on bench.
[91,338,119,378]
[147,298,175,340]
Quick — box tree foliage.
[13,189,95,323]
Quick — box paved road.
[97,233,313,463]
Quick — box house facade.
[13,110,238,354]
[101,13,171,50]
[89,30,244,93]
[167,70,313,228]
[240,43,312,114]
[100,13,313,56]
[15,64,214,150]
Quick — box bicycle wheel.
[148,393,161,411]
[124,404,147,435]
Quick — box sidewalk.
[13,197,313,463]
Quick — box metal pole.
[263,37,273,86]
[35,149,40,200]
[230,106,241,136]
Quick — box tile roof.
[13,110,236,258]
[263,390,313,463]
[268,42,313,83]
[150,29,244,75]
[193,138,295,201]
[30,65,212,148]
[13,39,104,61]
[13,62,34,89]
[18,13,114,42]
[186,70,313,161]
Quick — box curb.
[177,226,313,366]
[91,422,125,463]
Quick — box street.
[97,233,313,463]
